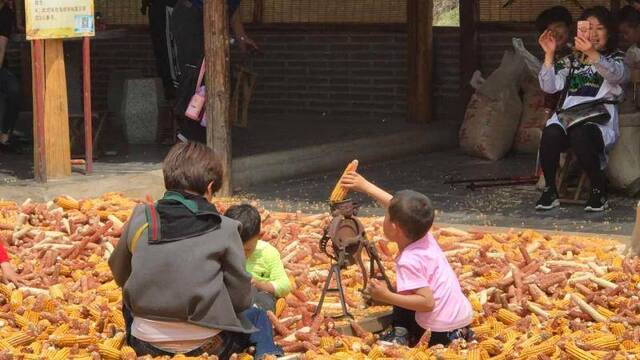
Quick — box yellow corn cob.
[436,350,464,359]
[109,310,126,329]
[501,338,518,355]
[320,336,336,352]
[609,322,625,337]
[235,354,253,360]
[409,350,432,360]
[120,346,137,360]
[517,335,559,359]
[104,332,125,350]
[496,308,521,325]
[595,305,615,319]
[54,348,72,360]
[10,289,23,308]
[55,196,80,210]
[24,310,40,323]
[585,334,620,351]
[50,335,95,347]
[469,294,482,312]
[601,271,623,282]
[51,323,70,336]
[564,341,598,360]
[14,313,30,328]
[48,284,65,300]
[367,346,385,360]
[98,343,122,360]
[480,338,502,355]
[530,313,541,327]
[472,323,493,338]
[0,338,16,352]
[7,332,35,347]
[275,297,286,318]
[30,341,43,354]
[467,348,481,360]
[518,332,548,349]
[0,283,11,298]
[329,160,358,202]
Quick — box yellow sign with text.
[25,0,95,40]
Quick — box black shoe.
[378,326,408,346]
[536,187,560,211]
[585,188,609,212]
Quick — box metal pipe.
[466,179,538,190]
[33,40,46,182]
[82,36,93,174]
[445,176,538,185]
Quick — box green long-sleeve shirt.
[246,240,291,297]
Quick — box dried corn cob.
[120,345,137,360]
[466,347,481,360]
[48,284,65,300]
[54,196,80,210]
[275,297,287,318]
[564,341,598,360]
[50,335,95,347]
[98,343,121,360]
[329,160,358,202]
[585,334,620,351]
[496,308,521,325]
[7,333,36,347]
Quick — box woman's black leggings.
[539,123,606,192]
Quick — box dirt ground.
[246,150,638,236]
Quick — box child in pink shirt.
[342,171,473,347]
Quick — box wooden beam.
[253,0,264,24]
[42,39,71,179]
[407,0,433,123]
[460,0,480,108]
[203,0,232,196]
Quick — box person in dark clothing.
[0,0,20,153]
[171,0,257,143]
[141,0,178,100]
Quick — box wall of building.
[6,26,463,126]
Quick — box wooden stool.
[69,111,108,157]
[556,151,590,205]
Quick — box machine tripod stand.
[314,200,392,319]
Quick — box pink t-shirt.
[395,232,473,332]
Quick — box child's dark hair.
[535,6,573,34]
[388,190,435,241]
[163,142,223,195]
[224,204,261,243]
[619,5,640,27]
[580,6,618,52]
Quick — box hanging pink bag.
[185,59,206,121]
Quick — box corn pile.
[1,194,640,359]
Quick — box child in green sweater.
[225,204,291,312]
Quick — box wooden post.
[203,0,232,196]
[407,0,433,123]
[253,0,264,23]
[32,40,46,182]
[82,36,93,174]
[42,39,71,178]
[460,0,480,107]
